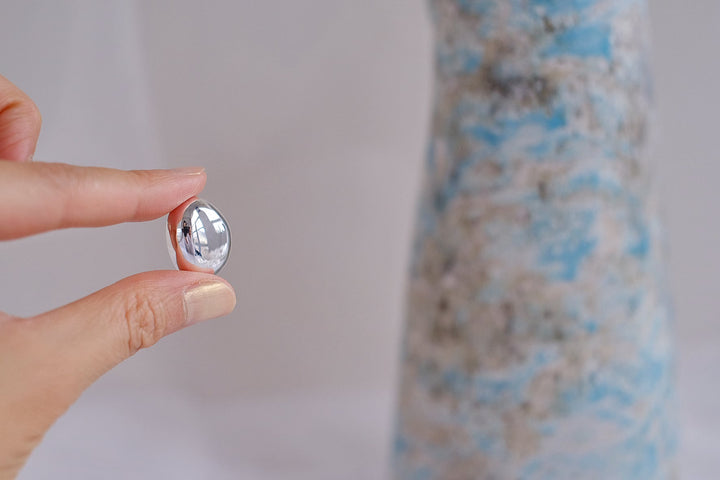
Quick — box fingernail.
[183,281,236,325]
[170,166,205,176]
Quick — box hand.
[0,75,236,479]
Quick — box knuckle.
[122,291,167,355]
[2,91,42,129]
[33,163,79,228]
[36,163,84,228]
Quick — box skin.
[0,74,237,478]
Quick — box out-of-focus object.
[167,198,231,274]
[393,0,677,478]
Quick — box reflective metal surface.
[167,198,231,274]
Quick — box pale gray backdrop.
[0,1,716,478]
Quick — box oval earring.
[167,197,231,274]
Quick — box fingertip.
[183,279,236,327]
[141,166,208,203]
[169,166,205,176]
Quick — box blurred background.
[0,1,717,478]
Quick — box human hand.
[0,74,236,479]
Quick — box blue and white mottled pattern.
[394,0,677,478]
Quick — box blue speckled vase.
[393,1,677,478]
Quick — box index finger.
[0,162,206,240]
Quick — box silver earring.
[167,198,231,274]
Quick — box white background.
[0,1,717,478]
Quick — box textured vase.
[393,1,677,478]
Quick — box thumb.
[34,270,236,382]
[0,271,235,475]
